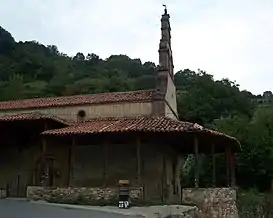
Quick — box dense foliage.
[1,26,273,192]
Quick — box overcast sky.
[1,0,273,94]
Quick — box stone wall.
[182,188,238,218]
[27,186,143,205]
[164,75,178,119]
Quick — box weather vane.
[163,4,167,14]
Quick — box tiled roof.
[41,116,241,150]
[0,90,154,110]
[0,112,70,125]
[41,116,201,136]
[202,128,239,142]
[41,116,235,141]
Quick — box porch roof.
[41,116,241,151]
[0,112,70,126]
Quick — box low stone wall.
[27,186,143,205]
[182,188,238,218]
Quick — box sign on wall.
[118,179,130,209]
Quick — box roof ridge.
[86,115,152,122]
[0,89,155,103]
[0,89,155,110]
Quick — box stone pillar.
[182,188,239,218]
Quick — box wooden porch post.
[103,140,108,187]
[226,146,230,187]
[136,137,141,186]
[194,136,199,188]
[230,149,236,187]
[42,122,48,152]
[36,121,48,186]
[69,137,75,187]
[44,121,48,131]
[162,154,167,202]
[212,143,216,187]
[42,138,47,153]
[42,121,48,152]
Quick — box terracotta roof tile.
[0,112,70,125]
[0,90,154,110]
[41,116,241,149]
[202,128,240,143]
[41,116,204,136]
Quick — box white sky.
[1,0,273,94]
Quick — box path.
[0,199,138,218]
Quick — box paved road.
[0,199,136,218]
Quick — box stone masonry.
[27,186,143,205]
[182,188,238,218]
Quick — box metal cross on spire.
[163,4,167,14]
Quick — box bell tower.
[159,5,174,78]
[152,6,178,119]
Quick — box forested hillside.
[1,26,273,193]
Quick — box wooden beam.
[226,146,230,187]
[136,137,141,186]
[42,137,47,153]
[69,138,75,187]
[230,150,236,187]
[42,121,48,152]
[194,136,199,188]
[44,121,48,131]
[103,140,108,187]
[212,143,216,187]
[162,154,167,202]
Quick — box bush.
[238,189,273,218]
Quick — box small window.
[77,110,86,122]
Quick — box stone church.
[0,8,240,206]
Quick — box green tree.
[2,74,25,100]
[0,26,15,55]
[214,108,273,191]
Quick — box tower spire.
[152,6,178,119]
[158,4,174,78]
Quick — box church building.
[0,8,240,204]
